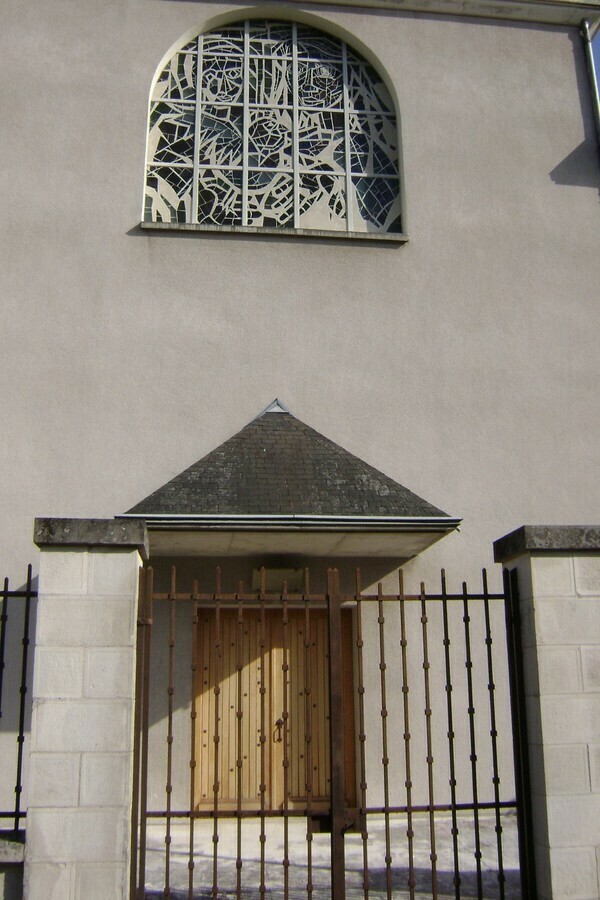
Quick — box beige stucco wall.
[1,0,599,589]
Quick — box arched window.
[144,19,403,236]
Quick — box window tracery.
[144,20,402,235]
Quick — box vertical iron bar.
[328,568,346,900]
[130,567,146,899]
[482,569,506,899]
[504,567,537,900]
[304,571,314,900]
[420,583,438,898]
[259,581,267,899]
[355,569,369,899]
[138,566,153,899]
[0,577,8,721]
[189,581,200,900]
[399,572,415,899]
[235,582,244,899]
[440,570,460,899]
[463,582,482,897]
[164,567,177,897]
[14,564,33,831]
[377,582,393,900]
[282,575,291,900]
[212,567,223,899]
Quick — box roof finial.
[257,398,291,417]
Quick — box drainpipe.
[581,19,600,151]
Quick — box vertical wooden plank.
[188,588,199,899]
[354,570,370,900]
[211,570,222,898]
[130,567,146,900]
[137,566,153,900]
[342,610,356,807]
[235,589,244,898]
[328,570,346,900]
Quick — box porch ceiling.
[141,520,458,558]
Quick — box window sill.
[139,221,408,243]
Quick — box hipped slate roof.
[125,403,451,521]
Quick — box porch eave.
[118,514,460,558]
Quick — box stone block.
[547,795,600,846]
[519,598,537,650]
[522,645,540,695]
[549,846,599,898]
[543,744,590,795]
[574,556,600,596]
[530,780,551,850]
[513,557,534,601]
[531,555,575,597]
[27,808,127,863]
[33,648,84,699]
[0,838,24,866]
[525,695,543,746]
[89,550,139,596]
[28,753,80,807]
[581,647,600,692]
[31,700,131,753]
[85,649,134,699]
[540,695,600,744]
[528,742,548,798]
[536,599,600,645]
[537,646,582,695]
[39,550,86,596]
[589,745,600,792]
[80,754,131,807]
[0,865,23,900]
[35,598,135,648]
[75,862,128,899]
[24,861,72,900]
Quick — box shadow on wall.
[550,31,600,198]
[550,140,600,193]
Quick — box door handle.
[274,718,284,743]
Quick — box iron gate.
[131,566,534,899]
[0,565,35,835]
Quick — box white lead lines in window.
[145,19,402,234]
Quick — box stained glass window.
[144,20,402,234]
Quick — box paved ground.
[143,811,520,898]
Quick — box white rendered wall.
[0,1,599,589]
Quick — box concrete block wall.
[24,521,147,900]
[495,527,600,900]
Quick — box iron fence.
[131,565,534,899]
[0,565,35,833]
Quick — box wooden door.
[195,608,354,811]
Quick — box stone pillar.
[24,519,148,900]
[494,526,600,900]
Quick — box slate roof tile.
[125,408,450,519]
